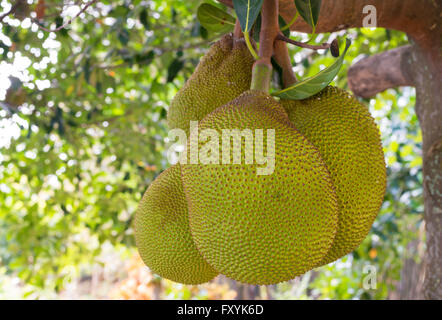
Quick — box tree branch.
[233,19,243,42]
[273,40,297,87]
[258,0,279,64]
[276,33,331,50]
[347,45,414,98]
[251,0,279,92]
[32,0,98,32]
[0,2,20,22]
[279,0,441,47]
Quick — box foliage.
[0,0,422,299]
[273,38,351,99]
[197,3,235,35]
[293,0,321,33]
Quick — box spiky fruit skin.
[181,90,339,285]
[167,33,255,136]
[281,86,387,266]
[135,165,218,285]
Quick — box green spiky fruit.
[135,165,218,284]
[167,33,255,136]
[281,86,387,266]
[181,90,339,285]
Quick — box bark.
[395,238,426,300]
[349,42,441,299]
[411,42,442,300]
[347,45,414,98]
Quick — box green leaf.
[167,59,184,83]
[191,21,208,39]
[96,81,102,94]
[294,0,321,33]
[139,9,150,30]
[197,3,235,33]
[118,29,129,45]
[273,38,351,100]
[110,5,129,17]
[135,51,155,65]
[55,16,68,36]
[233,0,264,32]
[200,25,209,39]
[171,8,178,23]
[83,59,91,83]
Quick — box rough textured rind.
[167,33,255,136]
[135,165,218,284]
[281,86,387,266]
[181,90,339,285]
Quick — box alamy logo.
[167,121,276,175]
[362,265,377,290]
[362,5,377,27]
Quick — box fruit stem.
[251,63,272,92]
[273,40,297,86]
[250,0,279,92]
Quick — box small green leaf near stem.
[273,38,351,99]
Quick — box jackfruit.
[167,33,255,136]
[281,86,386,266]
[180,90,339,285]
[135,165,218,284]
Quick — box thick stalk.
[250,0,279,92]
[273,40,297,87]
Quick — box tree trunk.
[409,39,442,300]
[347,33,441,299]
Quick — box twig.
[276,33,331,50]
[233,19,243,41]
[0,2,20,22]
[250,0,279,92]
[32,0,98,32]
[348,45,414,98]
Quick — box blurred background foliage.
[0,0,423,299]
